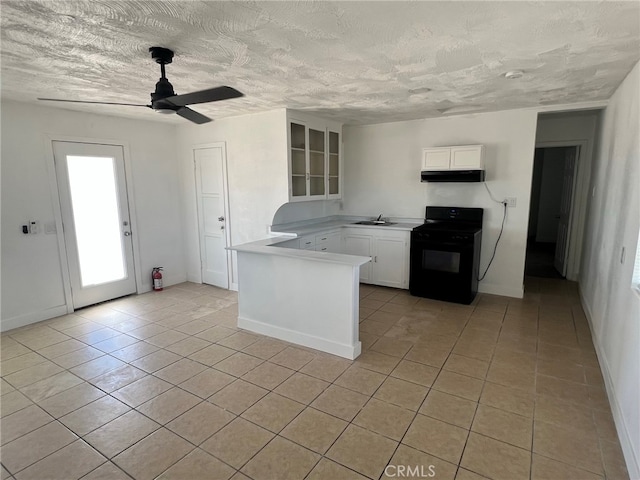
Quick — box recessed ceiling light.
[504,70,524,80]
[409,87,432,94]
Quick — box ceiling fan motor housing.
[151,78,176,104]
[149,47,177,110]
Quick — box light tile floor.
[0,278,629,480]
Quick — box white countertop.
[229,235,371,266]
[229,215,421,265]
[271,217,422,236]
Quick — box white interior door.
[53,141,136,309]
[195,145,230,289]
[554,147,577,276]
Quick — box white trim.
[478,282,524,299]
[533,100,608,114]
[238,315,361,360]
[1,305,69,333]
[192,141,233,289]
[43,134,142,310]
[580,288,640,480]
[535,140,592,281]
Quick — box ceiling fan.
[38,47,244,124]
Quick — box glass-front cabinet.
[288,116,341,202]
[328,130,340,198]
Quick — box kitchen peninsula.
[229,217,419,360]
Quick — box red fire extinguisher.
[152,267,163,291]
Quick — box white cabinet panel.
[422,148,451,170]
[373,236,407,288]
[450,145,484,170]
[344,233,373,282]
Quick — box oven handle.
[412,240,472,248]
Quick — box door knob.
[124,231,131,236]
[218,216,225,222]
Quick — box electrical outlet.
[29,221,38,234]
[505,197,517,208]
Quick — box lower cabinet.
[275,227,409,288]
[343,228,409,289]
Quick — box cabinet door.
[343,233,373,282]
[422,148,450,170]
[289,121,308,200]
[308,127,326,198]
[327,129,341,199]
[373,236,408,288]
[450,145,483,170]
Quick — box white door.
[554,147,577,276]
[194,145,230,288]
[53,141,136,309]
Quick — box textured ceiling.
[1,1,639,125]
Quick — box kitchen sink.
[353,221,397,226]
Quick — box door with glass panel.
[53,141,136,308]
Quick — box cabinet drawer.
[299,235,316,249]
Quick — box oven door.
[409,233,478,304]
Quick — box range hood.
[421,169,485,183]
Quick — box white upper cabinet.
[288,112,342,202]
[422,145,484,171]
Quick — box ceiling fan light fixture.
[408,87,432,94]
[504,70,525,80]
[154,108,176,114]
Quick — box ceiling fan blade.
[38,98,150,107]
[175,107,212,124]
[165,86,243,107]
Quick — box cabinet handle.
[374,256,377,262]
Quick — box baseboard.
[1,305,69,333]
[579,287,640,480]
[238,315,361,360]
[138,274,189,294]
[478,282,524,299]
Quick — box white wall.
[343,109,539,298]
[1,101,185,331]
[579,62,640,479]
[175,109,289,285]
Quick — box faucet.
[376,214,383,221]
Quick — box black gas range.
[409,206,483,304]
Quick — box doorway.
[53,141,137,308]
[194,144,231,289]
[525,146,578,278]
